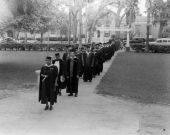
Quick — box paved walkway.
[0,51,169,135]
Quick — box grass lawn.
[0,51,60,90]
[97,52,170,105]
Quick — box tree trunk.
[88,21,96,44]
[146,10,151,52]
[60,31,62,44]
[33,33,36,41]
[85,25,88,44]
[115,18,121,38]
[68,8,71,45]
[41,32,43,43]
[85,6,88,44]
[78,8,82,50]
[158,23,164,38]
[25,32,27,42]
[73,18,77,43]
[16,30,20,40]
[88,29,93,44]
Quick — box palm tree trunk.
[158,23,164,38]
[16,30,20,40]
[115,17,121,38]
[73,18,77,43]
[78,8,82,50]
[68,7,71,45]
[88,20,97,43]
[41,32,43,43]
[88,29,93,43]
[25,32,27,42]
[146,8,151,52]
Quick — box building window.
[104,32,110,37]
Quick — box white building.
[91,15,162,43]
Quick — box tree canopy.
[3,0,140,42]
[150,0,170,38]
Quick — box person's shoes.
[49,106,53,110]
[75,94,78,97]
[68,93,73,96]
[44,105,49,110]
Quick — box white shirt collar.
[45,64,52,67]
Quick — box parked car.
[149,38,170,46]
[130,37,156,52]
[149,38,170,53]
[130,37,146,52]
[0,37,19,44]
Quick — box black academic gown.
[52,59,66,89]
[75,52,84,77]
[62,52,69,78]
[82,52,94,82]
[93,51,100,76]
[62,52,69,62]
[98,49,104,73]
[39,65,58,105]
[66,57,79,94]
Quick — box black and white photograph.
[0,0,170,135]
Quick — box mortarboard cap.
[46,56,52,60]
[55,53,60,56]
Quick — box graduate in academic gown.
[53,53,66,96]
[75,49,84,77]
[93,49,100,77]
[39,56,58,110]
[66,52,79,97]
[82,47,95,82]
[62,47,71,81]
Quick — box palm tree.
[150,0,169,38]
[125,0,139,28]
[105,0,139,38]
[146,0,152,52]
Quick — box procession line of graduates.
[38,40,120,110]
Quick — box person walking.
[39,56,58,110]
[75,49,84,78]
[82,46,94,82]
[53,53,66,96]
[66,52,79,97]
